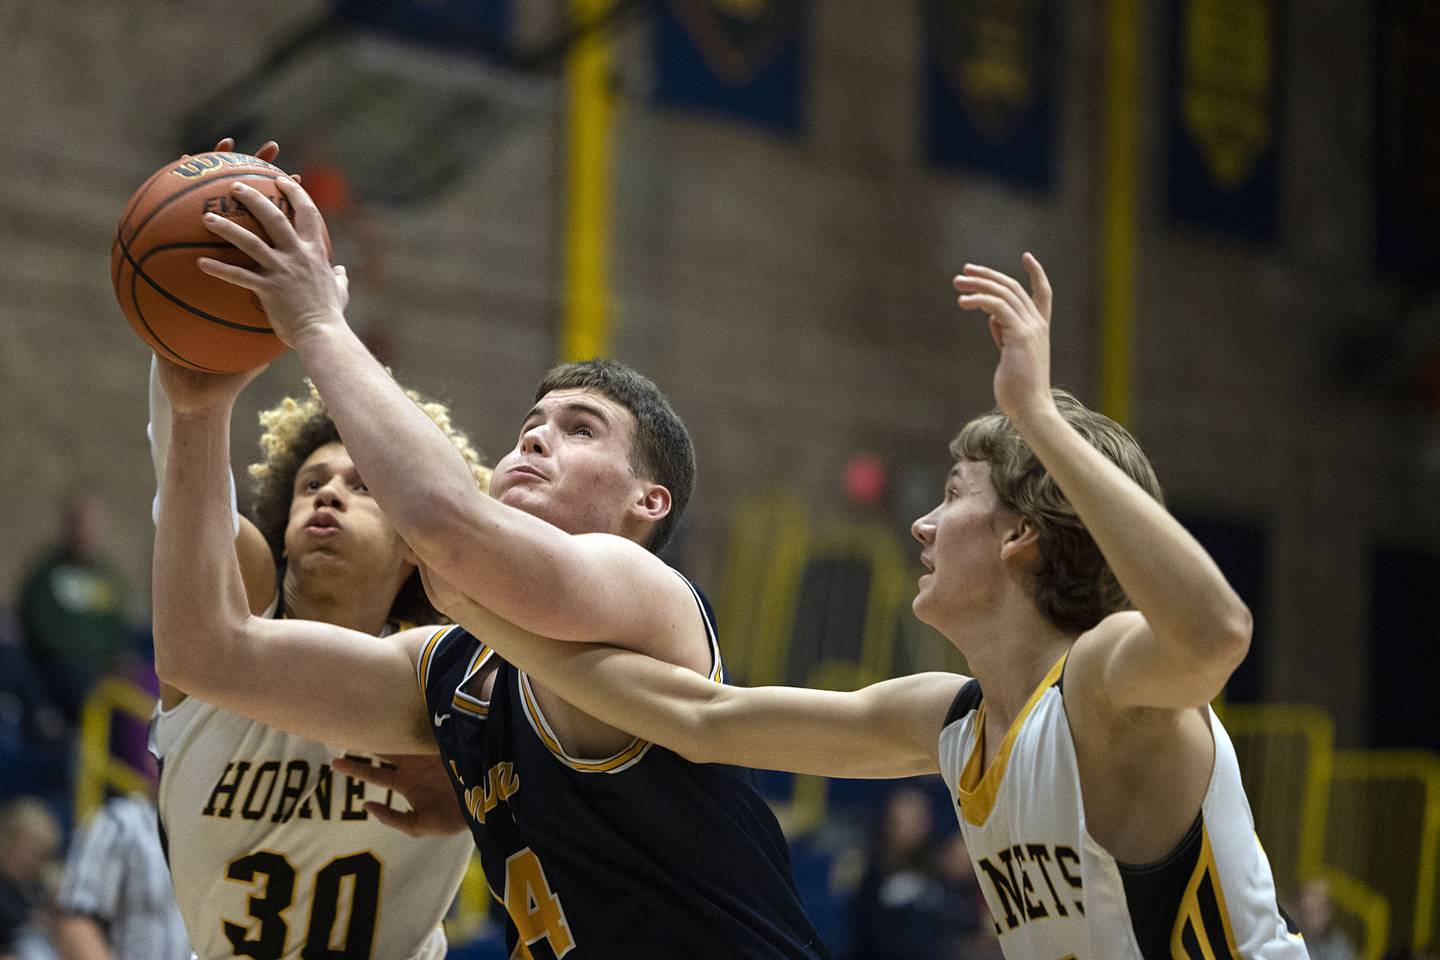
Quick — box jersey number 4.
[505,848,575,959]
[224,850,381,959]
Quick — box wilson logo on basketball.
[170,152,284,179]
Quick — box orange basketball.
[111,152,329,373]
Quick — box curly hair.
[247,379,491,626]
[950,389,1163,634]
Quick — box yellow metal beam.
[562,0,616,363]
[1100,0,1138,425]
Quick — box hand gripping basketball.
[197,179,346,349]
[111,140,329,372]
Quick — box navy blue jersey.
[417,576,827,960]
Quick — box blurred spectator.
[933,831,995,958]
[52,793,188,960]
[1295,878,1357,960]
[18,496,132,724]
[0,798,62,960]
[847,787,948,960]
[0,611,65,751]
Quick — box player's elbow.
[1209,598,1253,675]
[153,612,246,693]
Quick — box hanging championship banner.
[1375,0,1440,278]
[1164,0,1281,238]
[335,0,510,56]
[655,0,806,132]
[923,0,1059,188]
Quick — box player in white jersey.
[145,200,477,958]
[409,255,1310,958]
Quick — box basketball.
[111,151,327,373]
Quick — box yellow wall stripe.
[561,0,615,363]
[1100,0,1139,425]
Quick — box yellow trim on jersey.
[518,672,652,773]
[416,626,453,699]
[956,653,1067,827]
[450,643,497,719]
[1169,823,1242,960]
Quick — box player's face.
[491,388,652,537]
[283,442,413,579]
[910,459,1013,629]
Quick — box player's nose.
[520,424,551,458]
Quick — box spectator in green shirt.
[18,496,131,724]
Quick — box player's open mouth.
[509,464,548,482]
[305,512,342,536]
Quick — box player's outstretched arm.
[151,359,435,755]
[198,180,700,656]
[954,255,1251,709]
[427,571,961,778]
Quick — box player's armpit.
[1068,610,1246,712]
[235,516,278,616]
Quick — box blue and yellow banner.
[334,0,509,56]
[1375,0,1440,278]
[1164,0,1281,239]
[923,0,1059,188]
[655,0,806,133]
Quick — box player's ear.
[998,515,1041,568]
[632,482,672,526]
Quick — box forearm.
[290,320,490,556]
[152,405,254,688]
[53,915,113,960]
[449,596,938,777]
[1015,405,1251,654]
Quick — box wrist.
[287,310,350,353]
[1005,393,1063,432]
[167,397,236,423]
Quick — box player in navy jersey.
[416,259,1308,958]
[158,176,827,958]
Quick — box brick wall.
[1,0,1432,740]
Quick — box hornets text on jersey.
[418,574,828,960]
[151,606,473,960]
[936,654,1309,959]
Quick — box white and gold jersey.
[937,655,1308,960]
[151,693,473,960]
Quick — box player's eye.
[354,481,370,493]
[302,479,321,492]
[573,425,594,437]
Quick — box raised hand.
[953,253,1055,423]
[196,178,346,347]
[330,754,469,837]
[154,354,265,415]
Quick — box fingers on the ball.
[278,178,325,241]
[230,182,294,242]
[256,140,280,163]
[203,214,273,262]
[197,258,260,288]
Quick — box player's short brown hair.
[950,389,1163,633]
[247,379,490,625]
[536,359,695,553]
